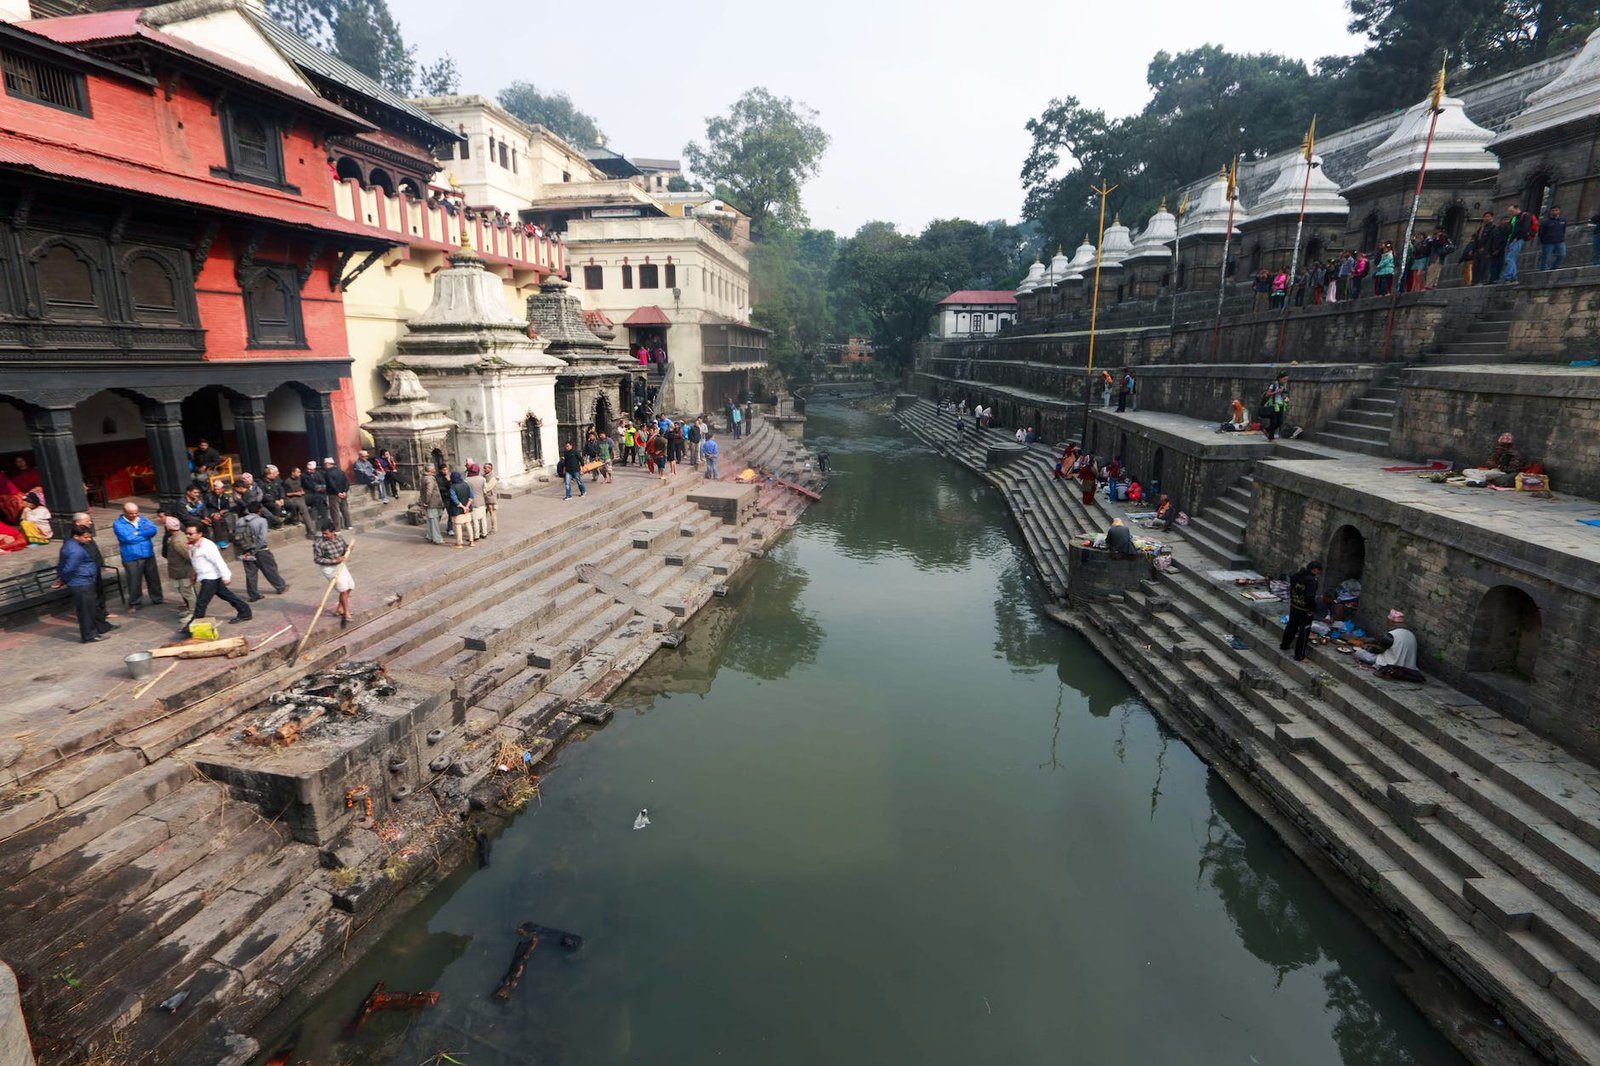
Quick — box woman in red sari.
[1076,456,1098,507]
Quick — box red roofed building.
[0,0,398,528]
[935,290,1018,338]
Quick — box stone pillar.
[229,395,270,477]
[303,392,337,462]
[139,400,191,515]
[25,406,86,535]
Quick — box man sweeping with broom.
[312,521,356,629]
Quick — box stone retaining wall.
[1391,367,1600,500]
[1245,463,1600,762]
[1085,412,1272,518]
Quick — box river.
[264,402,1465,1066]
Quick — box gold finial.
[1112,213,1121,226]
[1056,244,1064,256]
[447,173,472,250]
[1082,233,1090,245]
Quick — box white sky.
[389,0,1367,235]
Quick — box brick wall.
[1246,464,1600,761]
[1390,367,1600,497]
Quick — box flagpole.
[1211,158,1238,359]
[1169,193,1188,336]
[1277,116,1317,359]
[1085,179,1117,443]
[1383,58,1447,360]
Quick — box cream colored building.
[566,215,764,417]
[412,94,609,210]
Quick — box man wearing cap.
[323,458,352,531]
[161,515,196,629]
[237,501,287,601]
[353,449,387,504]
[1280,560,1323,662]
[259,465,288,528]
[301,458,329,532]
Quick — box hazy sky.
[390,0,1366,236]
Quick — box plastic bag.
[633,809,651,831]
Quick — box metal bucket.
[124,651,154,680]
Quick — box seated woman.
[19,492,51,543]
[1330,578,1361,621]
[1053,443,1079,481]
[1142,494,1175,530]
[0,470,23,526]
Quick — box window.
[488,135,496,161]
[622,264,633,289]
[639,264,659,289]
[512,148,518,174]
[35,242,101,320]
[562,171,571,183]
[583,265,604,289]
[665,264,676,289]
[2,49,88,114]
[218,106,287,188]
[459,137,470,160]
[243,266,304,348]
[127,255,181,323]
[499,142,509,169]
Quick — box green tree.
[1020,47,1344,254]
[264,0,334,45]
[683,87,831,239]
[327,0,415,94]
[496,82,602,147]
[750,227,842,381]
[416,54,460,96]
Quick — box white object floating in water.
[633,808,651,831]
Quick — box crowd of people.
[24,397,762,645]
[1245,203,1580,310]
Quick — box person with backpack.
[236,501,287,600]
[1115,367,1136,413]
[1260,372,1289,442]
[1538,205,1567,271]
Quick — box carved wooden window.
[638,264,659,289]
[1,49,88,115]
[243,266,305,348]
[664,264,676,289]
[583,265,603,289]
[621,264,633,289]
[36,242,102,320]
[126,254,183,324]
[217,106,288,189]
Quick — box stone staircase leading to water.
[1177,475,1254,568]
[896,397,1600,1064]
[0,424,817,1064]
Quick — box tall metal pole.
[1383,58,1448,360]
[1211,158,1238,359]
[1169,192,1188,336]
[1277,116,1317,359]
[1084,181,1117,443]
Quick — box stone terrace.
[897,397,1600,1065]
[0,422,820,1064]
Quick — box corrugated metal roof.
[0,132,393,244]
[248,12,457,140]
[937,290,1019,306]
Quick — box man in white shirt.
[183,522,252,632]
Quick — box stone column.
[303,392,337,462]
[25,405,86,536]
[229,394,270,477]
[139,399,191,515]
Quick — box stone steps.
[1096,584,1600,1061]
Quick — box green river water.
[267,402,1465,1066]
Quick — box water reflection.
[1198,774,1439,1065]
[615,549,822,708]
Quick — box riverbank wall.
[896,398,1600,1066]
[0,422,822,1065]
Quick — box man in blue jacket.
[54,525,105,643]
[113,501,163,607]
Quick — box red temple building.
[0,1,404,527]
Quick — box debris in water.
[475,829,491,868]
[344,981,439,1035]
[633,808,650,830]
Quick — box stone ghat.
[0,422,821,1065]
[896,398,1600,1065]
